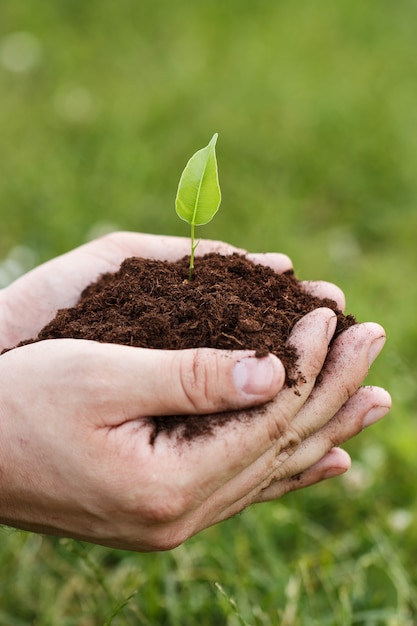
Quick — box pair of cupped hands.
[0,232,391,552]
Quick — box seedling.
[175,133,221,280]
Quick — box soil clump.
[9,253,356,442]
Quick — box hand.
[0,232,391,551]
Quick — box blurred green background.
[1,1,416,624]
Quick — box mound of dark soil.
[10,253,356,442]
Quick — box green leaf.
[175,133,221,226]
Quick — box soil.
[9,253,356,443]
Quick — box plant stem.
[189,223,196,281]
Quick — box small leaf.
[175,133,221,226]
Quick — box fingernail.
[323,466,347,480]
[233,354,281,397]
[362,404,390,429]
[368,336,386,367]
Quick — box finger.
[66,309,334,427]
[246,252,293,274]
[248,324,387,486]
[58,341,286,424]
[270,447,352,493]
[205,385,390,524]
[301,280,346,312]
[206,448,351,526]
[260,307,338,443]
[254,386,391,503]
[289,323,386,437]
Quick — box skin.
[0,232,391,551]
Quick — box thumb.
[105,345,286,420]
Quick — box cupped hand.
[0,232,390,551]
[0,307,390,551]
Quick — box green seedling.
[175,133,222,280]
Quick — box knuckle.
[177,349,214,413]
[276,428,303,459]
[266,418,285,445]
[268,423,305,476]
[265,405,289,445]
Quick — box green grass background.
[1,1,416,624]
